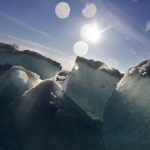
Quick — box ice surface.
[0,63,13,76]
[15,80,105,150]
[0,64,42,150]
[55,70,69,83]
[2,42,150,149]
[103,60,150,150]
[0,65,41,104]
[0,43,62,79]
[65,57,123,121]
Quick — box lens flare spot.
[55,2,70,19]
[73,41,89,56]
[82,4,97,18]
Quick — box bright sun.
[80,23,102,43]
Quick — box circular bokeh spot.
[73,41,89,56]
[55,2,71,19]
[82,4,97,18]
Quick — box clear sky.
[0,0,150,72]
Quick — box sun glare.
[80,23,102,44]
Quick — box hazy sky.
[0,0,150,72]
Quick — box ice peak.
[129,60,150,77]
[76,56,123,78]
[0,42,62,69]
[76,56,104,69]
[0,42,62,79]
